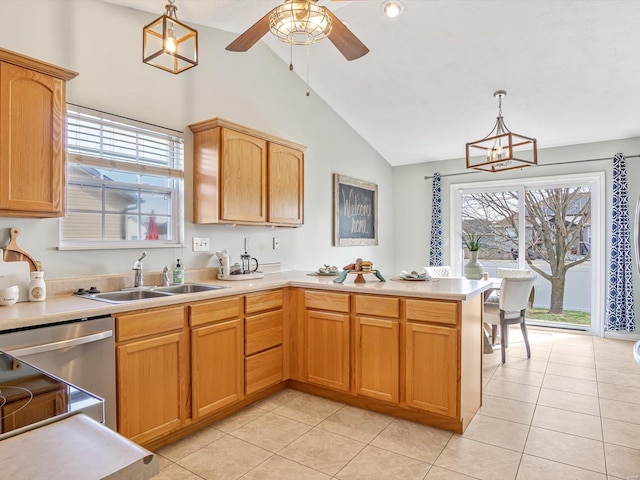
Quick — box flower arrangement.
[463,232,483,251]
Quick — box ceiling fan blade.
[325,8,369,61]
[226,11,272,52]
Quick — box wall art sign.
[333,174,378,246]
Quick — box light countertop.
[0,271,491,332]
[0,414,158,480]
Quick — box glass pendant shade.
[269,0,332,45]
[143,1,198,74]
[466,90,537,172]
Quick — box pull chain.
[289,42,293,71]
[306,44,310,96]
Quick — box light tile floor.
[154,328,640,479]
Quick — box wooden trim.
[0,47,78,80]
[188,117,306,152]
[288,380,464,433]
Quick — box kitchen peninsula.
[0,271,490,450]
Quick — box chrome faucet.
[162,264,171,287]
[132,251,147,287]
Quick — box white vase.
[464,250,484,280]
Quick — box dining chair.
[483,276,537,364]
[423,266,451,278]
[485,267,533,301]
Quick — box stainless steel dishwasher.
[0,315,116,430]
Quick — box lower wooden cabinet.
[306,309,350,391]
[117,328,187,444]
[191,318,244,418]
[190,298,244,420]
[405,322,458,418]
[355,316,399,403]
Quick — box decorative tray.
[307,271,340,276]
[217,271,264,281]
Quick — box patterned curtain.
[429,172,443,266]
[606,153,635,331]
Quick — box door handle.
[4,330,113,358]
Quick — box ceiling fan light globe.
[269,0,332,45]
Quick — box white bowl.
[0,285,19,306]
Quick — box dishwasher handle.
[4,330,113,358]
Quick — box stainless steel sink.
[87,289,173,304]
[82,284,227,304]
[153,284,226,294]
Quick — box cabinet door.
[306,309,350,391]
[220,128,267,223]
[117,331,187,444]
[355,316,399,403]
[0,62,65,216]
[268,143,303,225]
[405,322,458,418]
[192,318,244,419]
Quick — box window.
[60,106,184,249]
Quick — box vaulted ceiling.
[102,0,640,166]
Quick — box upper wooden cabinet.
[0,48,77,217]
[189,118,305,226]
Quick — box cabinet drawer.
[405,299,458,326]
[304,290,349,313]
[245,346,283,395]
[245,310,283,355]
[355,295,399,318]
[116,306,185,342]
[245,290,283,314]
[190,296,242,327]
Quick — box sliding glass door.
[452,173,604,333]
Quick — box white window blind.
[60,106,184,249]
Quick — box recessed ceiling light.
[381,0,405,19]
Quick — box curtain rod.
[423,154,640,180]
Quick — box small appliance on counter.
[216,250,263,281]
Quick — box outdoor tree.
[462,188,591,313]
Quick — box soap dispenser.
[173,259,185,285]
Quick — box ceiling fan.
[225,0,369,61]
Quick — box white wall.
[0,0,393,279]
[393,137,640,334]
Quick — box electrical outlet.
[273,237,280,250]
[192,237,210,252]
[244,237,251,252]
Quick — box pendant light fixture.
[143,0,198,74]
[466,90,537,172]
